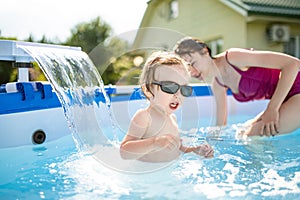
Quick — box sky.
[0,0,149,42]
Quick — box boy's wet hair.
[139,51,190,99]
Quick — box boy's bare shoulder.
[134,108,149,117]
[131,108,151,127]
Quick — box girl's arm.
[212,79,228,126]
[227,49,300,106]
[228,49,300,134]
[262,63,298,134]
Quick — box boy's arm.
[120,110,178,159]
[120,135,157,160]
[179,145,195,153]
[180,143,214,158]
[120,110,181,160]
[120,109,153,159]
[121,134,181,160]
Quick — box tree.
[66,16,143,85]
[64,16,111,53]
[0,61,15,84]
[0,37,18,84]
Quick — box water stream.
[18,44,113,151]
[17,43,172,173]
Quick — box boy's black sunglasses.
[152,81,193,97]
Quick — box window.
[169,0,179,19]
[284,35,300,58]
[207,39,223,56]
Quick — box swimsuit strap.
[225,51,243,73]
[216,50,248,88]
[215,51,239,88]
[215,77,228,88]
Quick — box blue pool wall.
[0,82,268,148]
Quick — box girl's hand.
[257,108,280,136]
[193,143,214,158]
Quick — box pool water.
[1,116,299,200]
[3,42,298,200]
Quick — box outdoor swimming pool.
[0,40,299,199]
[1,114,300,199]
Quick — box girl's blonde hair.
[139,51,190,99]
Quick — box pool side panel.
[0,84,268,148]
[0,107,70,148]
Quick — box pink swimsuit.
[215,51,300,102]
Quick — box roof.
[225,0,300,18]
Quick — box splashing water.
[0,41,300,199]
[17,43,173,173]
[14,41,300,198]
[18,44,113,151]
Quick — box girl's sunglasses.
[152,81,193,97]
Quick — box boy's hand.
[154,134,180,151]
[193,143,214,158]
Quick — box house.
[133,0,300,58]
